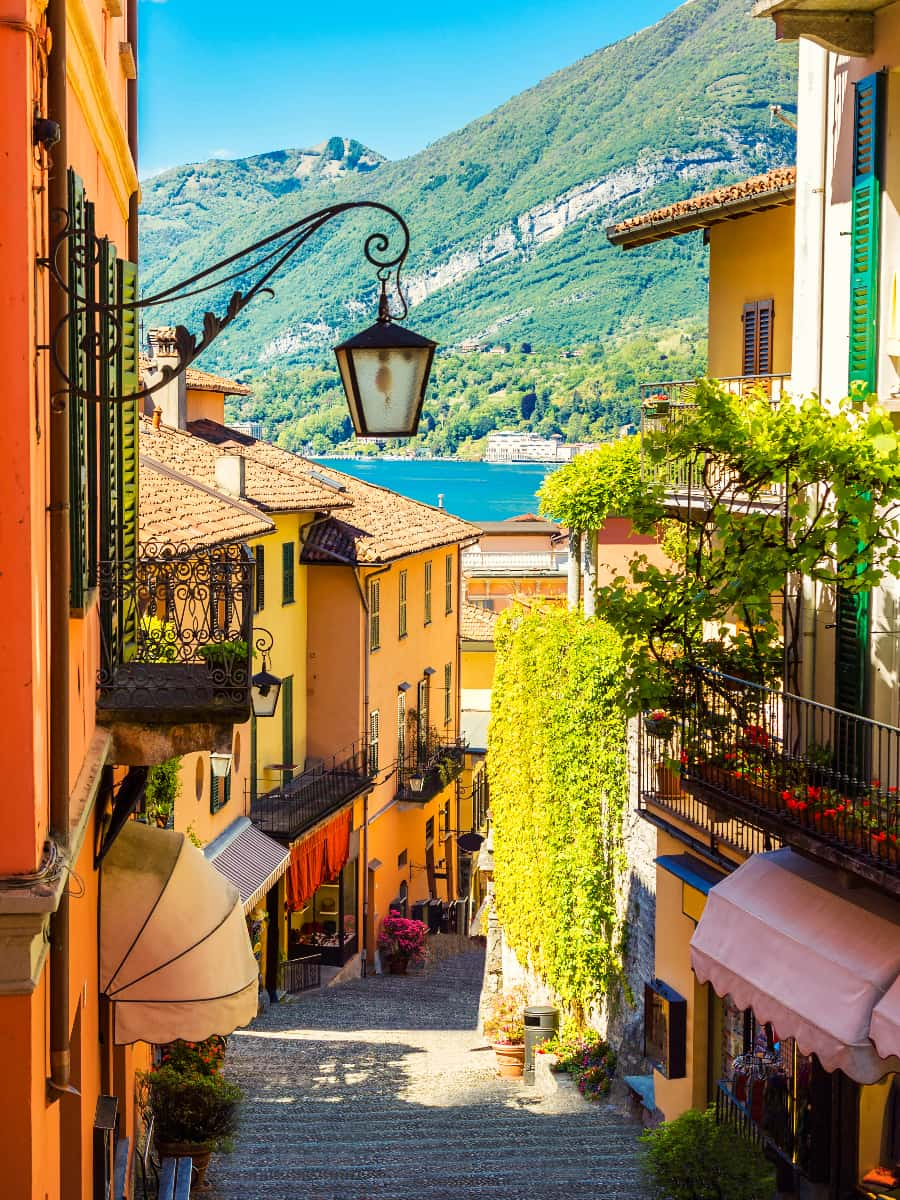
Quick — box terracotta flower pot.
[492,1043,525,1079]
[655,764,683,799]
[156,1141,213,1191]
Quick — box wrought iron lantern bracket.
[39,200,411,406]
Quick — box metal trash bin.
[524,1005,558,1085]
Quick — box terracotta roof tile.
[139,457,275,550]
[185,367,253,396]
[185,420,479,564]
[460,602,498,641]
[138,355,253,396]
[606,166,796,248]
[140,418,352,514]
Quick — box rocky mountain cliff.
[139,0,796,375]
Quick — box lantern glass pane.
[349,346,429,436]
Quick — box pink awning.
[872,979,900,1063]
[690,849,900,1084]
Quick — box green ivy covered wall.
[487,607,629,1009]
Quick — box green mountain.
[139,0,796,377]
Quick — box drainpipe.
[354,562,391,979]
[798,45,831,701]
[567,531,582,610]
[46,0,74,1100]
[126,0,138,264]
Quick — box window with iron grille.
[444,662,452,725]
[282,542,295,605]
[445,554,453,614]
[369,579,381,650]
[255,544,265,612]
[369,709,380,773]
[399,569,408,638]
[424,561,432,624]
[210,770,231,814]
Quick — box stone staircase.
[208,948,649,1200]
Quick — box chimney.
[215,451,246,498]
[147,328,187,430]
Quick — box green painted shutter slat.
[848,72,883,393]
[117,258,139,661]
[849,177,880,391]
[67,170,89,609]
[836,72,883,722]
[281,675,294,785]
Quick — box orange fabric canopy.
[285,809,353,911]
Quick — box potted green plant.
[376,909,428,974]
[643,709,676,740]
[482,985,528,1078]
[144,757,181,828]
[197,639,249,686]
[138,1051,241,1191]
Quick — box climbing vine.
[487,607,629,1008]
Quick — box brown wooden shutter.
[741,300,774,377]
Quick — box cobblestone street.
[208,947,648,1200]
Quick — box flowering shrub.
[482,985,528,1046]
[376,909,428,964]
[538,1024,617,1101]
[158,1035,226,1077]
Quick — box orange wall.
[306,568,365,759]
[0,0,139,1196]
[186,389,226,425]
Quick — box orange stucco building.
[137,369,480,987]
[0,8,266,1197]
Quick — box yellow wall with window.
[173,512,312,846]
[707,205,794,380]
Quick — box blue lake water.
[312,458,560,522]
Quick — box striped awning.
[204,817,290,913]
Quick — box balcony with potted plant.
[395,733,466,805]
[97,541,255,762]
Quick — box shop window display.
[290,861,359,967]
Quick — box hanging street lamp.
[250,628,282,719]
[42,201,435,438]
[334,281,436,437]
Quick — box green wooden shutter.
[848,72,883,393]
[67,170,89,609]
[835,72,883,720]
[117,258,140,662]
[250,714,258,807]
[281,675,294,785]
[255,544,265,612]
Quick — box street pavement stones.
[207,947,650,1200]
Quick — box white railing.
[461,550,568,573]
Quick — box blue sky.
[138,0,678,178]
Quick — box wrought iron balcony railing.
[250,739,373,841]
[640,666,900,891]
[97,543,254,724]
[395,735,466,804]
[639,376,790,509]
